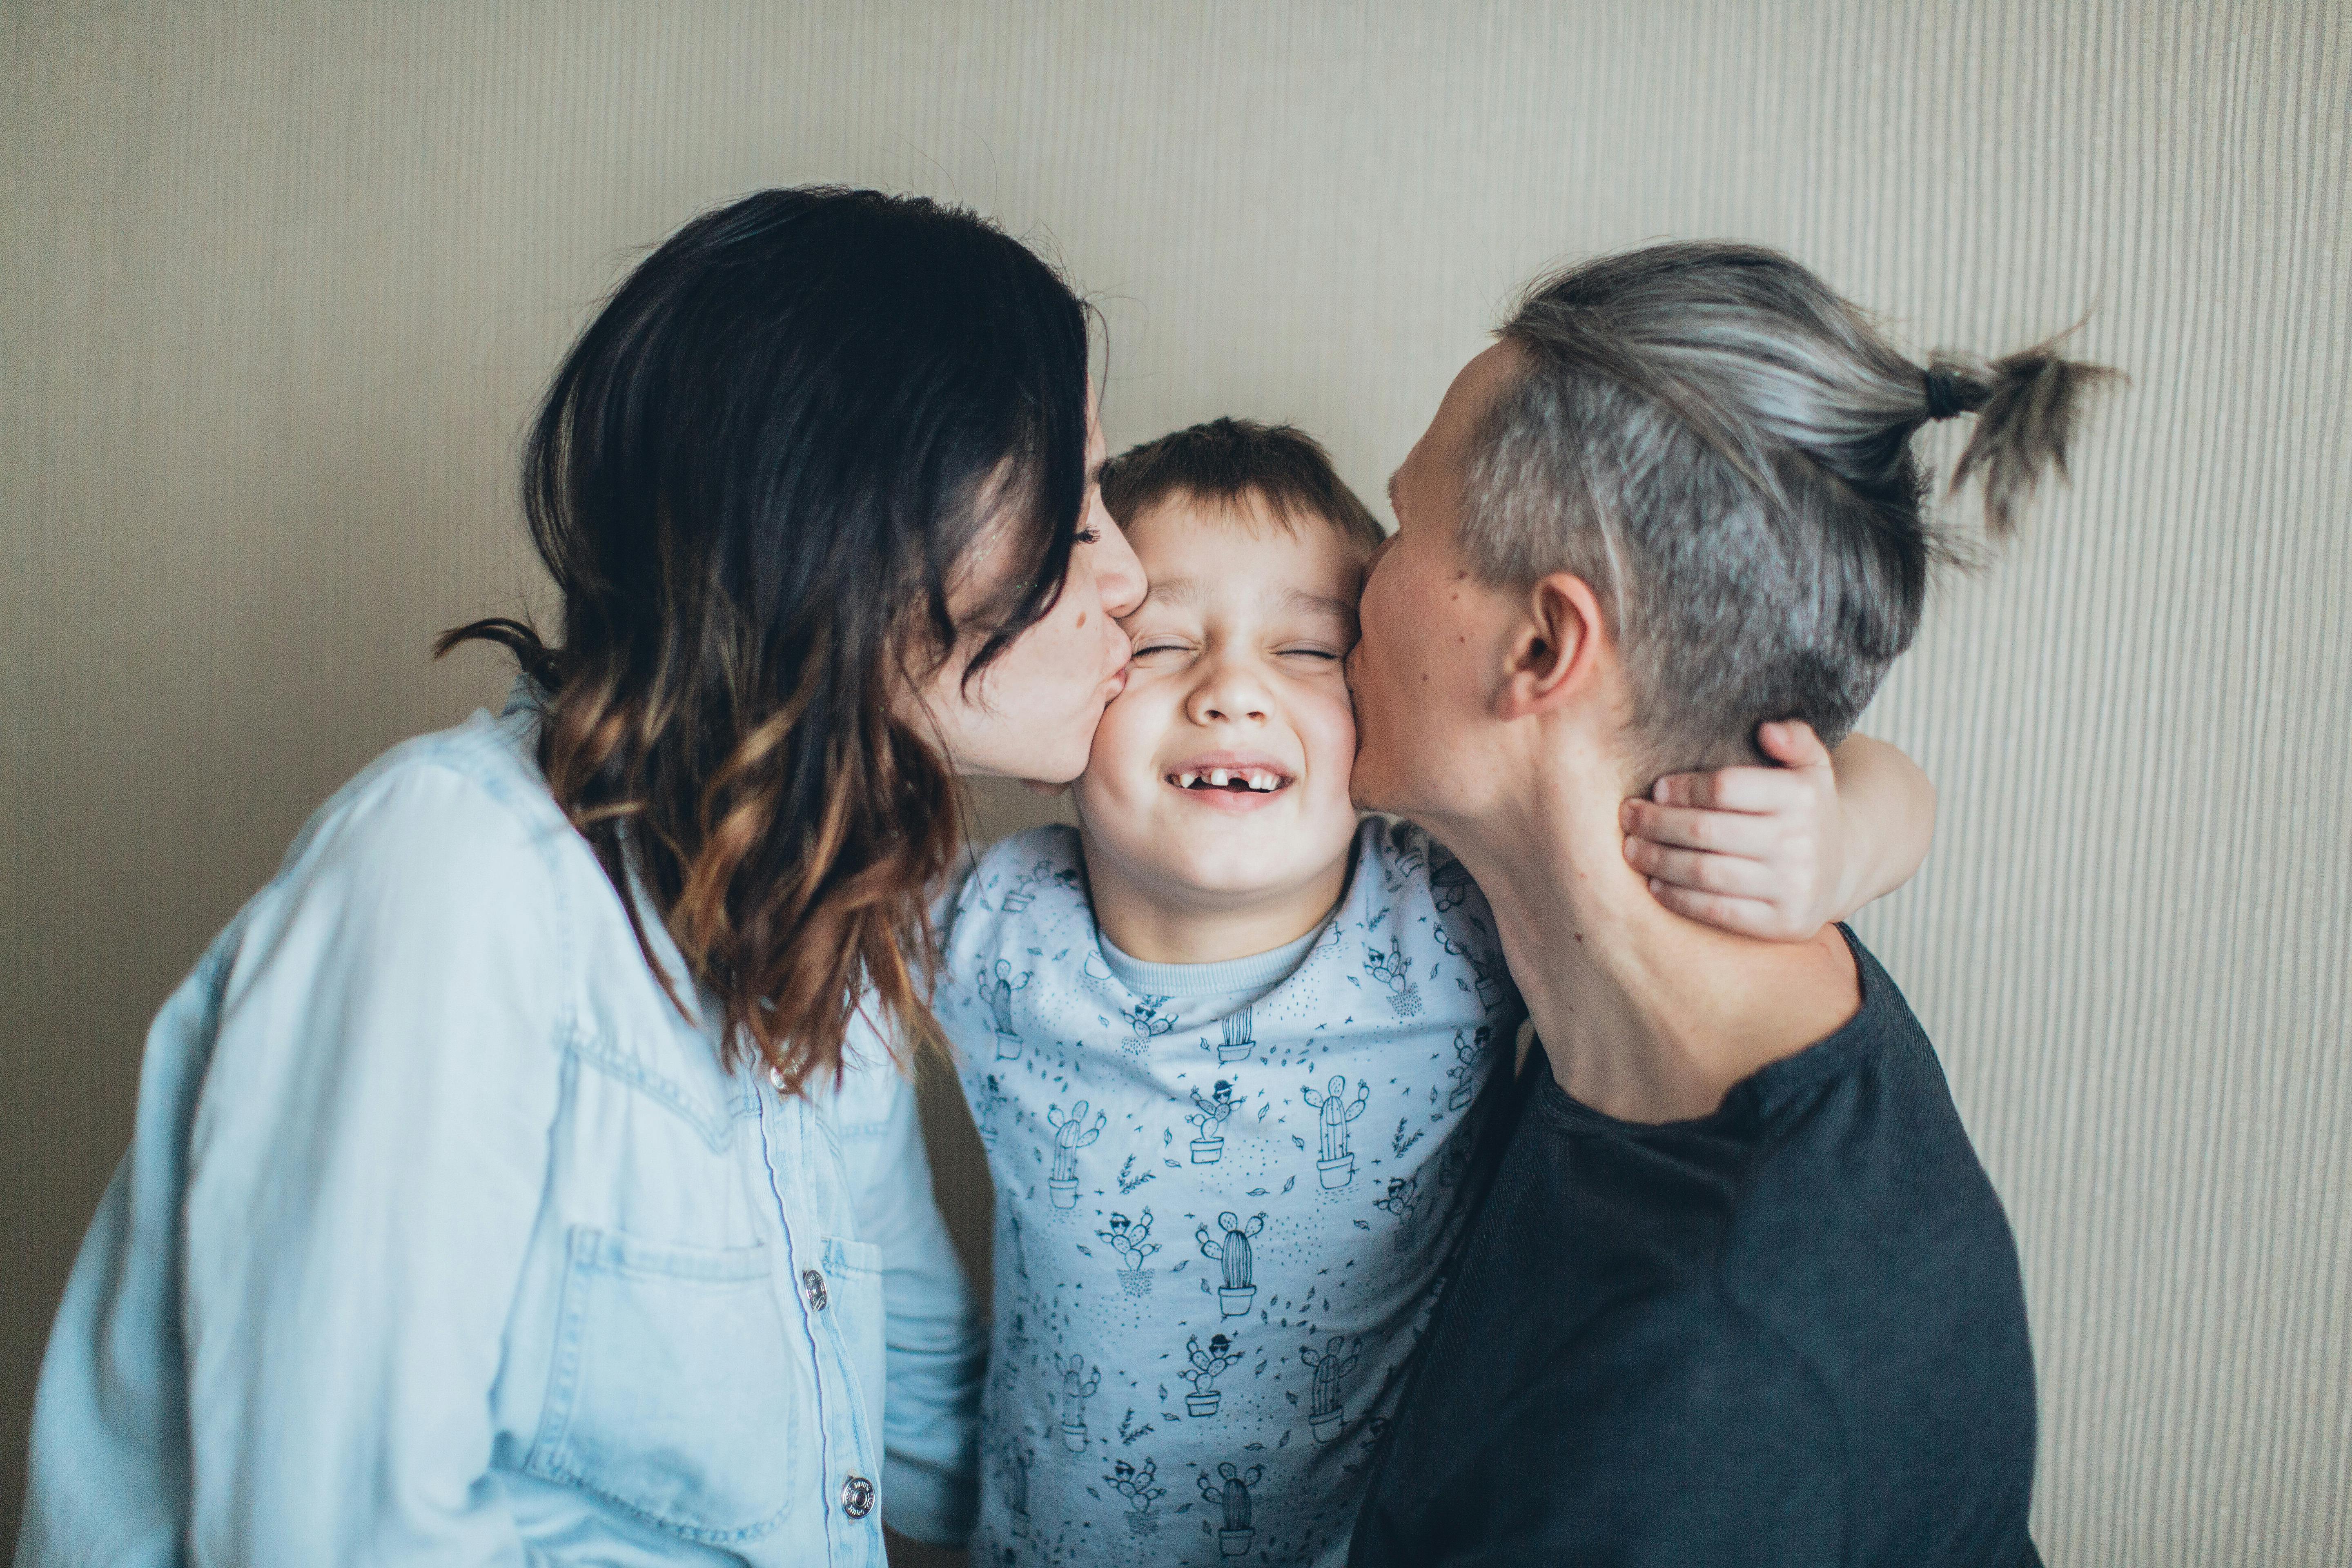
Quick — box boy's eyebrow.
[1134,577,1354,621]
[1281,588,1359,622]
[1137,576,1199,608]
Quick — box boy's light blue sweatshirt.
[935,819,1523,1568]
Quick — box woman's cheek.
[1082,691,1129,778]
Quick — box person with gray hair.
[1344,241,2114,1566]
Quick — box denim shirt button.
[840,1474,874,1519]
[801,1267,829,1311]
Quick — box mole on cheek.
[1076,612,1087,627]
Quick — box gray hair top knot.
[1922,366,1970,422]
[1457,240,2121,776]
[1930,342,2124,537]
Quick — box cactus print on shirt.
[941,819,1523,1567]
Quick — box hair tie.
[1922,366,1968,422]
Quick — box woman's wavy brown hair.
[440,188,1091,1092]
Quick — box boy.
[930,419,1930,1566]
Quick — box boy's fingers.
[1756,719,1835,773]
[1644,881,1800,940]
[1624,839,1779,898]
[1620,800,1782,859]
[1649,766,1798,815]
[1648,771,1718,810]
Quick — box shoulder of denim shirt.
[270,697,772,1151]
[275,701,578,893]
[248,699,586,1033]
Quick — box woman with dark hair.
[18,187,1142,1565]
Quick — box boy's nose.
[1187,664,1272,725]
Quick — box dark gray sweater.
[1349,930,2041,1568]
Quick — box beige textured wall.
[4,2,2347,1559]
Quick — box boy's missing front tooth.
[1173,767,1290,793]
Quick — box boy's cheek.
[1303,689,1360,792]
[1078,690,1171,812]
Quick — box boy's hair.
[1099,417,1386,552]
[1464,241,2118,774]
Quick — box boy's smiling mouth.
[1163,751,1296,806]
[1172,768,1286,793]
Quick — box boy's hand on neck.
[1463,744,1862,1125]
[1619,725,1936,940]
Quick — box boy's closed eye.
[1124,633,1351,666]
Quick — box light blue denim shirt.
[17,690,984,1566]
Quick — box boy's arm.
[1619,723,1936,941]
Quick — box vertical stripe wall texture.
[2,2,2345,1560]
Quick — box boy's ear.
[1495,572,1607,721]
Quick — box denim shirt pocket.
[526,1226,800,1543]
[817,1237,885,1460]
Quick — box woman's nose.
[1088,502,1146,621]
